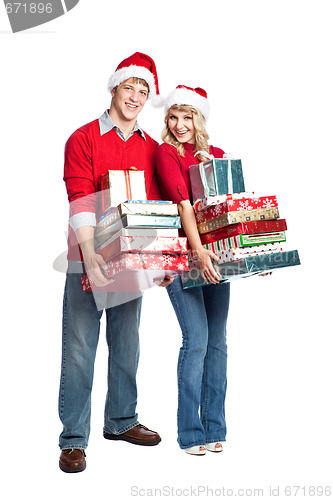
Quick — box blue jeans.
[167,276,230,449]
[58,262,142,450]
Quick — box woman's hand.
[176,200,221,285]
[194,247,221,284]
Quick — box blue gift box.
[181,250,300,289]
[189,158,245,204]
[95,214,181,247]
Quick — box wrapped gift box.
[98,235,188,261]
[197,207,280,234]
[188,244,283,265]
[199,219,288,244]
[194,192,254,212]
[99,170,147,213]
[197,242,283,259]
[203,231,286,250]
[95,227,180,249]
[95,227,179,249]
[118,199,173,204]
[189,158,245,204]
[181,250,300,289]
[99,199,174,221]
[82,253,189,292]
[94,214,181,246]
[195,195,278,224]
[97,201,178,230]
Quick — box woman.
[156,85,230,455]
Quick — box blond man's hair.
[161,105,210,162]
[113,77,149,94]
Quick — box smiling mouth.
[126,102,138,110]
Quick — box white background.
[1,1,332,498]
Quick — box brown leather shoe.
[104,424,161,446]
[59,449,86,473]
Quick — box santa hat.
[163,85,210,120]
[107,52,159,101]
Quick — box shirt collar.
[98,110,146,140]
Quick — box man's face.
[111,78,149,123]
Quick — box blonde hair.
[113,77,149,94]
[161,105,210,162]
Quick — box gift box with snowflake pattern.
[82,253,189,292]
[195,195,278,224]
[97,235,188,262]
[193,192,255,212]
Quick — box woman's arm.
[178,200,221,284]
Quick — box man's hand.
[75,225,112,287]
[84,252,112,287]
[153,276,175,287]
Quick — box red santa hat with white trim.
[163,85,210,120]
[107,52,160,102]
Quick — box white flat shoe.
[206,442,223,452]
[185,445,206,455]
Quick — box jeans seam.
[59,279,68,419]
[105,318,112,424]
[168,283,193,450]
[201,353,209,432]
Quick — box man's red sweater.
[64,117,161,261]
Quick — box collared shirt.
[98,109,146,142]
[69,111,149,233]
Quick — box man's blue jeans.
[58,262,142,450]
[166,276,230,449]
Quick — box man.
[59,53,163,474]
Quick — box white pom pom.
[150,94,166,108]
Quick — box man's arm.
[75,226,111,286]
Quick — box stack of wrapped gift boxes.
[81,169,189,292]
[182,156,300,288]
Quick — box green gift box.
[189,157,245,204]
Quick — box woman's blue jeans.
[58,262,142,450]
[167,276,230,449]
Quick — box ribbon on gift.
[196,152,235,198]
[223,153,234,194]
[195,151,217,198]
[124,170,133,200]
[194,150,215,161]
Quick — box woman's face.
[167,109,196,144]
